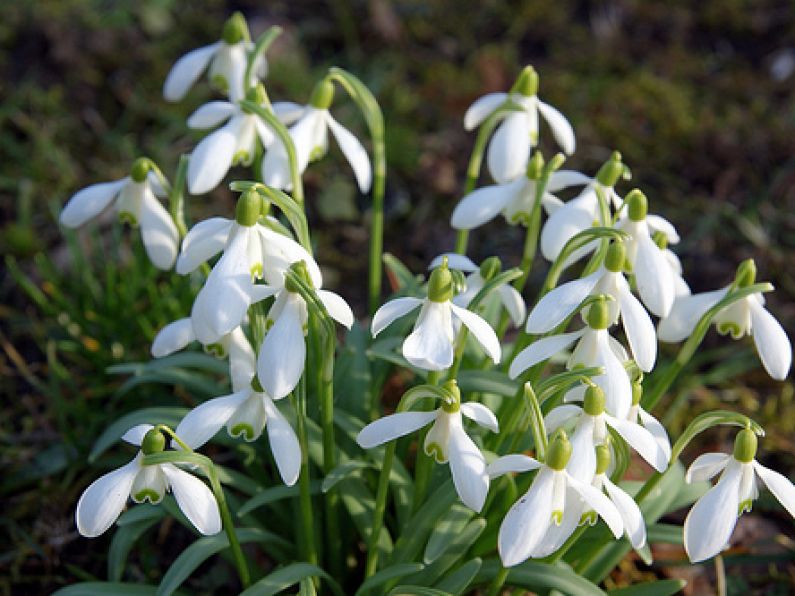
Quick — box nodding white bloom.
[256,263,354,399]
[658,261,792,381]
[174,350,300,486]
[371,261,502,371]
[261,79,372,193]
[684,428,795,563]
[464,66,575,184]
[510,297,633,419]
[357,381,497,512]
[526,240,657,372]
[428,254,526,328]
[543,386,668,482]
[59,160,178,270]
[76,425,221,538]
[490,432,623,566]
[626,383,672,463]
[163,13,265,103]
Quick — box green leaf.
[407,518,486,587]
[432,557,482,594]
[386,587,450,596]
[355,563,425,596]
[115,504,164,527]
[647,523,684,545]
[475,558,605,595]
[382,253,424,294]
[608,579,687,595]
[389,481,457,565]
[423,504,474,564]
[669,409,764,462]
[239,562,344,596]
[89,407,189,463]
[53,583,157,595]
[322,460,374,493]
[107,353,228,375]
[108,509,164,581]
[338,477,393,559]
[456,370,516,397]
[237,481,322,517]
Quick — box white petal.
[657,289,728,343]
[605,415,668,473]
[356,410,438,448]
[258,294,306,399]
[260,227,323,288]
[121,424,154,446]
[498,467,555,566]
[463,92,507,130]
[371,297,423,337]
[638,407,672,462]
[633,231,675,318]
[140,190,179,270]
[508,330,585,379]
[546,170,591,193]
[60,179,127,227]
[543,404,582,435]
[429,253,478,272]
[460,402,499,433]
[227,327,257,391]
[566,473,623,538]
[684,461,742,562]
[152,318,195,358]
[272,101,306,125]
[529,487,581,558]
[603,476,647,549]
[176,217,232,274]
[450,303,501,364]
[261,110,321,189]
[749,302,792,381]
[326,114,372,193]
[163,43,219,102]
[487,454,542,478]
[646,214,680,244]
[526,271,602,334]
[566,416,597,482]
[76,456,140,537]
[174,390,249,449]
[537,100,575,155]
[539,191,600,262]
[617,279,657,372]
[450,181,517,230]
[753,461,795,518]
[593,331,632,419]
[262,397,301,486]
[317,290,354,329]
[497,284,527,327]
[160,465,222,535]
[487,112,531,185]
[685,452,731,483]
[187,123,237,194]
[187,101,236,129]
[448,422,489,512]
[403,302,455,371]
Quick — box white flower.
[76,425,221,537]
[357,382,497,512]
[371,264,501,371]
[627,397,672,464]
[591,470,647,550]
[59,169,178,270]
[464,66,575,184]
[684,429,795,562]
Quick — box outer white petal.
[261,110,322,189]
[317,290,354,329]
[638,407,672,462]
[160,465,222,535]
[566,416,597,482]
[753,461,795,518]
[121,424,154,446]
[543,404,582,435]
[646,214,680,244]
[749,302,792,381]
[498,467,555,566]
[617,278,657,372]
[60,179,126,227]
[539,192,600,262]
[76,456,140,537]
[403,302,455,371]
[529,487,581,558]
[429,253,478,272]
[566,473,623,538]
[174,390,249,449]
[187,101,236,129]
[258,295,306,399]
[448,421,489,512]
[605,414,668,472]
[603,476,647,548]
[508,330,585,379]
[260,227,323,288]
[227,327,257,391]
[546,170,592,193]
[537,100,575,155]
[272,101,306,125]
[463,92,507,130]
[487,112,531,184]
[140,189,179,270]
[450,303,501,364]
[187,123,237,194]
[657,289,728,343]
[685,452,731,483]
[497,284,527,327]
[684,461,742,562]
[176,218,232,274]
[525,271,602,334]
[356,410,438,448]
[152,318,195,358]
[163,43,219,102]
[262,397,301,486]
[460,402,499,433]
[371,297,423,337]
[633,231,674,317]
[326,113,372,193]
[450,180,518,230]
[593,331,632,419]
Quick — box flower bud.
[309,79,335,110]
[626,189,648,222]
[510,65,539,97]
[525,152,545,180]
[604,241,626,273]
[632,382,642,406]
[245,83,269,106]
[733,427,758,463]
[130,157,152,183]
[141,428,166,455]
[441,379,461,413]
[479,256,502,281]
[595,443,611,475]
[652,230,668,251]
[595,151,623,187]
[428,258,454,303]
[734,258,757,288]
[222,12,249,45]
[547,152,566,173]
[285,260,313,292]
[583,385,606,416]
[586,296,610,330]
[235,189,262,226]
[547,430,572,471]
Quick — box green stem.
[364,440,395,578]
[206,461,250,588]
[411,370,441,512]
[368,142,386,315]
[293,381,318,565]
[243,26,283,93]
[485,566,510,596]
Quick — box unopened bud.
[595,443,611,475]
[245,83,268,106]
[526,152,545,180]
[735,259,757,288]
[583,385,606,416]
[547,152,566,173]
[586,296,610,330]
[604,241,626,273]
[626,189,648,222]
[595,151,623,187]
[130,157,152,183]
[652,230,668,250]
[733,427,758,463]
[479,256,502,281]
[547,430,572,471]
[285,260,313,292]
[428,258,453,303]
[441,379,461,413]
[222,12,249,44]
[235,189,262,226]
[309,79,335,109]
[511,65,539,97]
[141,428,166,455]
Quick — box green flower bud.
[547,152,566,173]
[245,83,268,106]
[632,382,642,406]
[595,443,611,475]
[141,428,166,455]
[605,241,626,273]
[511,65,539,97]
[595,151,623,187]
[130,157,152,183]
[733,427,758,463]
[583,385,606,416]
[285,260,313,292]
[222,12,249,44]
[251,375,265,393]
[626,189,648,222]
[735,258,757,288]
[479,256,502,281]
[428,258,453,303]
[235,189,262,226]
[451,269,467,295]
[586,296,610,330]
[309,79,335,109]
[441,379,461,413]
[526,152,545,180]
[547,430,572,471]
[652,230,668,250]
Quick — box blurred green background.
[1,0,793,593]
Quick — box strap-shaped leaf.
[53,583,158,595]
[237,481,321,517]
[239,562,344,596]
[669,409,764,463]
[432,557,482,594]
[244,26,282,90]
[608,579,687,596]
[322,460,374,493]
[474,558,606,595]
[355,562,425,596]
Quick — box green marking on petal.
[551,510,563,526]
[309,145,326,162]
[118,212,138,227]
[738,499,753,515]
[233,150,251,166]
[205,343,227,358]
[133,489,163,504]
[579,510,598,526]
[424,442,445,464]
[230,423,256,441]
[250,262,263,280]
[717,322,742,338]
[211,74,229,94]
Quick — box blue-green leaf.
[355,563,425,596]
[432,557,482,594]
[322,460,374,493]
[239,562,344,596]
[608,579,687,595]
[53,583,157,595]
[474,558,605,595]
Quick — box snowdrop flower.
[261,79,372,193]
[450,152,590,231]
[490,431,623,565]
[76,425,221,537]
[626,382,672,462]
[371,260,501,371]
[163,13,264,103]
[428,254,526,328]
[357,380,497,512]
[174,353,300,486]
[658,259,792,380]
[464,65,575,184]
[526,240,657,372]
[684,428,795,562]
[510,296,633,419]
[59,158,179,270]
[257,261,354,399]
